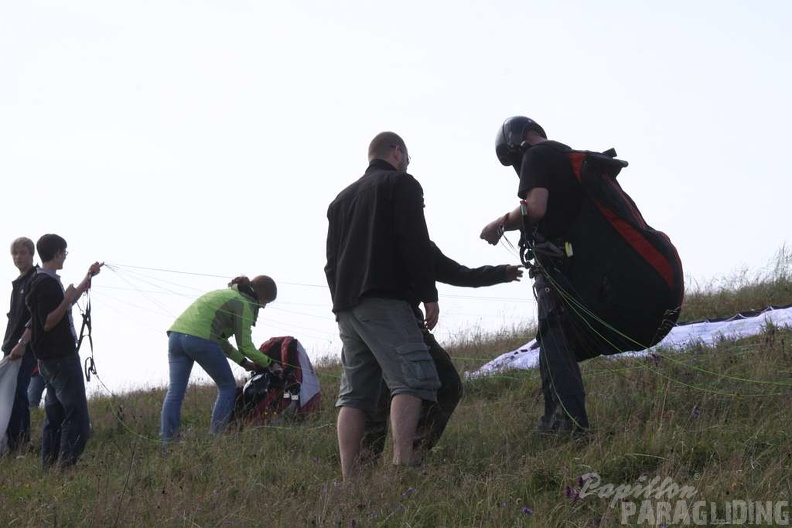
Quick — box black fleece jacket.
[1,266,37,354]
[408,243,512,321]
[325,159,437,313]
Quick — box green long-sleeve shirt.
[168,286,271,367]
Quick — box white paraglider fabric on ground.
[294,340,321,408]
[466,305,792,379]
[0,356,21,455]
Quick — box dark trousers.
[3,345,36,450]
[362,328,463,460]
[535,273,590,430]
[38,354,91,469]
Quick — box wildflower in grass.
[691,406,701,419]
[577,473,596,488]
[647,352,661,365]
[402,487,417,498]
[521,506,533,515]
[348,519,356,527]
[565,485,580,503]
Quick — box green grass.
[3,255,792,527]
[679,245,792,322]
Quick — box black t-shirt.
[517,141,583,240]
[27,273,77,360]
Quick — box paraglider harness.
[513,145,683,354]
[235,368,300,423]
[233,336,305,426]
[516,212,564,278]
[71,269,101,382]
[76,297,97,383]
[515,147,627,277]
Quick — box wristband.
[497,213,509,236]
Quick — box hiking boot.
[534,416,590,439]
[535,416,556,435]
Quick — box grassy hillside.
[2,259,791,527]
[679,246,792,322]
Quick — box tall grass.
[680,245,792,322]
[2,254,791,527]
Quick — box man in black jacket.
[362,242,522,462]
[325,131,439,480]
[2,237,39,452]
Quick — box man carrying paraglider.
[480,116,684,436]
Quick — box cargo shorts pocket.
[395,342,440,391]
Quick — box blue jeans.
[28,371,46,409]
[160,332,237,443]
[38,353,91,469]
[3,345,36,450]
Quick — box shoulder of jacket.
[393,171,421,187]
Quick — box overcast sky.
[2,0,790,396]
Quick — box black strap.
[517,200,534,267]
[76,296,97,382]
[517,201,569,280]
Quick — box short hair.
[10,237,35,256]
[36,234,67,263]
[368,131,406,161]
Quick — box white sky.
[2,0,790,396]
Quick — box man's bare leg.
[337,406,366,481]
[390,393,422,466]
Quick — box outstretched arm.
[432,243,522,287]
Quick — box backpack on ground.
[232,336,321,426]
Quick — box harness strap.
[76,295,97,382]
[518,200,535,269]
[517,199,568,278]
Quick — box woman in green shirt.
[160,275,277,443]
